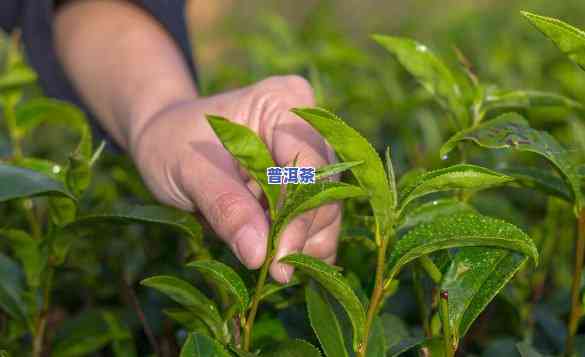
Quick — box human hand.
[129,76,340,283]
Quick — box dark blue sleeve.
[16,1,197,147]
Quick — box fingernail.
[280,264,294,283]
[234,225,265,269]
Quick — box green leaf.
[305,282,349,357]
[366,316,386,357]
[102,312,136,357]
[0,163,75,202]
[52,310,113,357]
[386,147,398,211]
[280,253,365,351]
[516,342,544,357]
[180,332,231,357]
[398,164,513,212]
[292,108,392,240]
[259,277,300,301]
[0,253,28,324]
[372,35,468,127]
[441,113,583,211]
[380,313,410,353]
[483,89,583,112]
[522,11,585,71]
[387,337,427,357]
[0,229,46,288]
[0,64,37,91]
[441,247,528,340]
[187,260,249,313]
[315,161,364,181]
[262,339,323,357]
[13,157,65,180]
[386,213,537,280]
[65,204,202,241]
[206,115,279,218]
[141,276,224,340]
[164,308,213,335]
[273,182,366,245]
[501,167,572,201]
[398,198,476,231]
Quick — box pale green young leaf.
[259,277,300,301]
[522,11,585,71]
[398,164,513,212]
[180,332,231,357]
[1,229,46,288]
[441,247,528,340]
[315,161,363,181]
[206,115,279,218]
[386,213,537,280]
[372,35,468,127]
[385,147,398,210]
[483,89,583,113]
[0,64,36,91]
[187,260,249,313]
[441,113,583,211]
[102,312,137,357]
[263,339,323,357]
[0,163,75,202]
[292,108,392,240]
[272,182,366,246]
[280,253,365,351]
[306,282,349,357]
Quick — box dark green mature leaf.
[306,282,349,357]
[386,213,537,280]
[387,337,428,357]
[1,229,46,288]
[398,164,513,212]
[141,276,224,340]
[483,89,583,113]
[0,253,28,324]
[273,181,366,245]
[380,313,410,353]
[180,332,231,357]
[14,98,91,158]
[366,317,386,357]
[373,35,468,127]
[502,167,572,201]
[187,260,249,312]
[0,163,75,202]
[315,161,363,181]
[207,115,279,218]
[441,113,583,211]
[52,311,112,357]
[164,308,212,335]
[398,198,476,231]
[522,11,585,71]
[262,339,322,357]
[292,108,392,240]
[516,342,544,357]
[13,158,65,180]
[65,204,202,241]
[280,253,366,351]
[441,247,528,340]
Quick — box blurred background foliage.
[1,0,585,355]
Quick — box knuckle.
[256,75,315,104]
[209,192,253,232]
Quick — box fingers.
[180,137,270,270]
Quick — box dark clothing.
[0,0,197,144]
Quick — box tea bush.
[1,7,585,357]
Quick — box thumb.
[181,142,270,269]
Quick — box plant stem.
[439,290,455,357]
[565,208,585,357]
[419,256,442,284]
[357,236,390,357]
[32,268,53,357]
[243,255,271,351]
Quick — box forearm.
[54,0,197,150]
